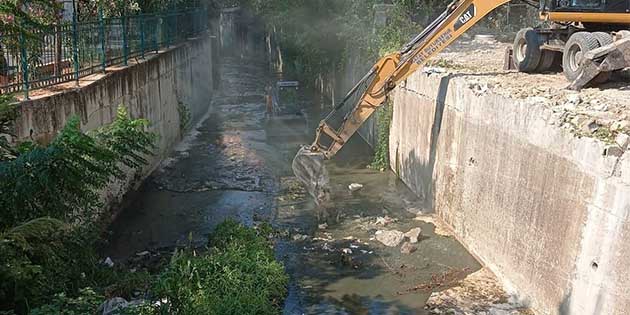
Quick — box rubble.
[404,227,422,243]
[425,268,533,315]
[432,40,630,146]
[375,230,405,247]
[348,183,364,192]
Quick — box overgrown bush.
[143,220,287,315]
[28,288,104,315]
[371,101,393,170]
[0,218,97,313]
[0,106,155,229]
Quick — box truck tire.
[590,32,615,84]
[513,28,542,73]
[593,32,614,47]
[562,32,600,81]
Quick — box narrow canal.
[103,47,480,314]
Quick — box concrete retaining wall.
[14,36,215,211]
[389,72,630,315]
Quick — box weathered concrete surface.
[14,36,215,214]
[389,71,630,315]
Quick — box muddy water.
[104,54,480,314]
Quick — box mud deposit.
[104,53,484,314]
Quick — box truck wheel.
[593,32,614,47]
[563,32,600,81]
[513,28,542,73]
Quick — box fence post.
[154,17,159,53]
[122,3,129,66]
[140,14,145,59]
[165,12,170,47]
[99,3,106,72]
[72,0,80,85]
[19,32,29,100]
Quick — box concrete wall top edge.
[398,71,629,185]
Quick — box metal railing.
[0,7,209,99]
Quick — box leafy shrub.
[145,220,287,315]
[0,218,97,313]
[28,288,104,315]
[0,106,155,229]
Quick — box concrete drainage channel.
[102,45,535,314]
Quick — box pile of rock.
[374,227,423,254]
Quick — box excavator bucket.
[292,146,331,206]
[569,37,630,90]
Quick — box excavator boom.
[293,0,512,203]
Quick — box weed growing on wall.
[177,102,192,135]
[371,100,393,171]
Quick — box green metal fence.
[0,7,209,99]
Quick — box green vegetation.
[145,221,287,315]
[0,106,156,314]
[0,107,155,230]
[177,102,192,134]
[371,101,393,171]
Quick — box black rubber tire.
[536,50,557,72]
[593,32,614,47]
[562,32,600,81]
[513,28,542,73]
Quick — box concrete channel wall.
[14,36,215,211]
[389,72,630,315]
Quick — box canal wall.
[388,71,630,315]
[13,35,216,213]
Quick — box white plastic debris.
[348,183,364,192]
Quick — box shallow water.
[103,53,480,314]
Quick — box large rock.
[404,227,423,243]
[375,230,405,247]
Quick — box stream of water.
[103,50,480,315]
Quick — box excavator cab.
[294,0,630,203]
[265,81,309,141]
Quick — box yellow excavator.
[293,0,630,203]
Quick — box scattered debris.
[348,183,364,192]
[400,242,417,254]
[398,267,471,295]
[136,251,150,257]
[103,257,115,268]
[342,248,353,255]
[292,234,309,242]
[375,230,405,247]
[425,268,533,315]
[375,215,396,226]
[404,227,423,243]
[318,223,328,230]
[435,40,630,145]
[616,133,629,149]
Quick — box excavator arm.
[293,0,512,203]
[311,0,511,158]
